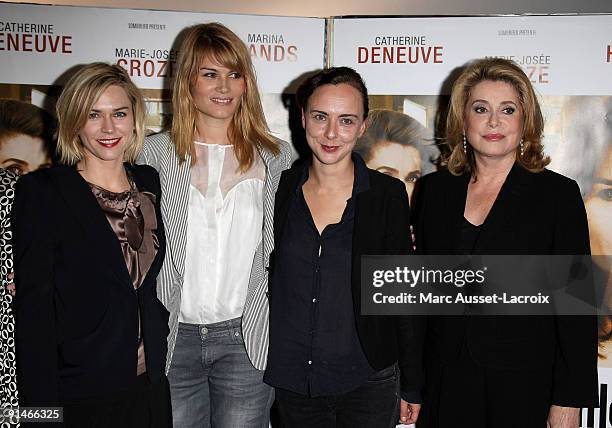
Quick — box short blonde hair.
[56,62,146,165]
[446,57,549,176]
[171,22,279,169]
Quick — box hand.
[399,399,421,425]
[547,405,579,428]
[5,271,15,297]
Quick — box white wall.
[1,0,610,16]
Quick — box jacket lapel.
[258,147,279,265]
[161,149,190,277]
[53,166,133,291]
[447,172,470,253]
[473,163,531,253]
[273,164,302,250]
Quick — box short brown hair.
[296,67,369,119]
[445,57,549,176]
[355,109,438,175]
[0,99,56,151]
[56,62,146,165]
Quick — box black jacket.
[271,160,424,397]
[12,164,168,406]
[412,163,598,407]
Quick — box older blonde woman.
[413,57,597,428]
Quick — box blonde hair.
[446,57,549,176]
[56,62,146,165]
[171,22,279,169]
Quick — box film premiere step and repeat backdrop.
[0,2,611,426]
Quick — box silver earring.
[463,135,467,154]
[520,139,525,157]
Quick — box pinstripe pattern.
[139,132,291,372]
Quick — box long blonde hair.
[171,22,279,170]
[55,63,146,165]
[445,57,549,176]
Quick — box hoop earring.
[520,139,525,157]
[463,135,467,154]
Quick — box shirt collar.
[296,151,371,197]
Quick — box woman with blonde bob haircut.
[13,62,171,427]
[140,22,291,427]
[57,62,147,165]
[412,57,597,428]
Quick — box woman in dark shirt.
[264,67,423,427]
[413,57,597,428]
[12,63,170,428]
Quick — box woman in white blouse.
[139,23,291,427]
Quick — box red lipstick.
[483,133,505,141]
[97,137,121,148]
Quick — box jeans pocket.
[367,364,398,384]
[231,327,245,345]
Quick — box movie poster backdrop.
[2,5,612,427]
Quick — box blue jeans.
[168,318,274,428]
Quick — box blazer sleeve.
[281,139,293,169]
[138,132,169,170]
[137,136,152,166]
[387,183,425,401]
[12,173,60,406]
[550,178,599,407]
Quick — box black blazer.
[272,161,424,395]
[12,164,168,406]
[412,163,598,407]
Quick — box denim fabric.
[275,364,400,428]
[168,318,274,428]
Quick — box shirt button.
[201,327,208,335]
[308,360,312,365]
[312,298,317,303]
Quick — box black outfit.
[12,164,171,428]
[265,154,423,427]
[274,364,400,428]
[412,164,598,427]
[264,156,371,397]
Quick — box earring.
[520,139,525,157]
[463,135,467,154]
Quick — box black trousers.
[275,364,400,428]
[61,374,172,428]
[418,345,553,428]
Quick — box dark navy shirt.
[264,153,373,397]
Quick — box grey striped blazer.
[138,132,291,372]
